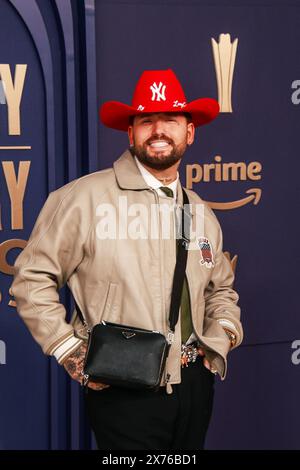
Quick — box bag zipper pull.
[165,373,173,395]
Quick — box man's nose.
[151,120,166,134]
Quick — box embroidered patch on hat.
[198,237,214,268]
[173,100,186,108]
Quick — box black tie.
[159,186,174,198]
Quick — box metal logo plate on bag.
[122,331,136,339]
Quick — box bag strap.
[168,187,190,334]
[75,188,191,334]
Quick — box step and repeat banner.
[0,0,96,450]
[0,0,299,449]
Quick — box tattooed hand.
[62,343,110,391]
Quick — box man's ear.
[187,122,195,146]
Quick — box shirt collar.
[134,155,179,198]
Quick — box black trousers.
[84,354,215,450]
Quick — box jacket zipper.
[80,318,92,386]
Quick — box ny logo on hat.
[150,81,166,102]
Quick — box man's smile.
[148,140,172,151]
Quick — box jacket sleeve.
[10,182,89,363]
[203,216,243,349]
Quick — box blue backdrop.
[0,0,299,449]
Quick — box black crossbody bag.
[75,189,191,391]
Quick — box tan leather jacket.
[11,149,243,392]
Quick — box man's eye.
[142,120,151,124]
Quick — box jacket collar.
[113,149,149,190]
[113,148,188,211]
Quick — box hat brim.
[99,98,219,131]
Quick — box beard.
[131,135,187,170]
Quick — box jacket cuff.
[48,333,84,364]
[217,319,238,332]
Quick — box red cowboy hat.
[99,69,220,131]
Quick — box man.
[11,69,243,450]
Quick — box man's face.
[128,112,195,170]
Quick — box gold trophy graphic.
[211,33,238,112]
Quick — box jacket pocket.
[71,307,90,340]
[101,282,120,323]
